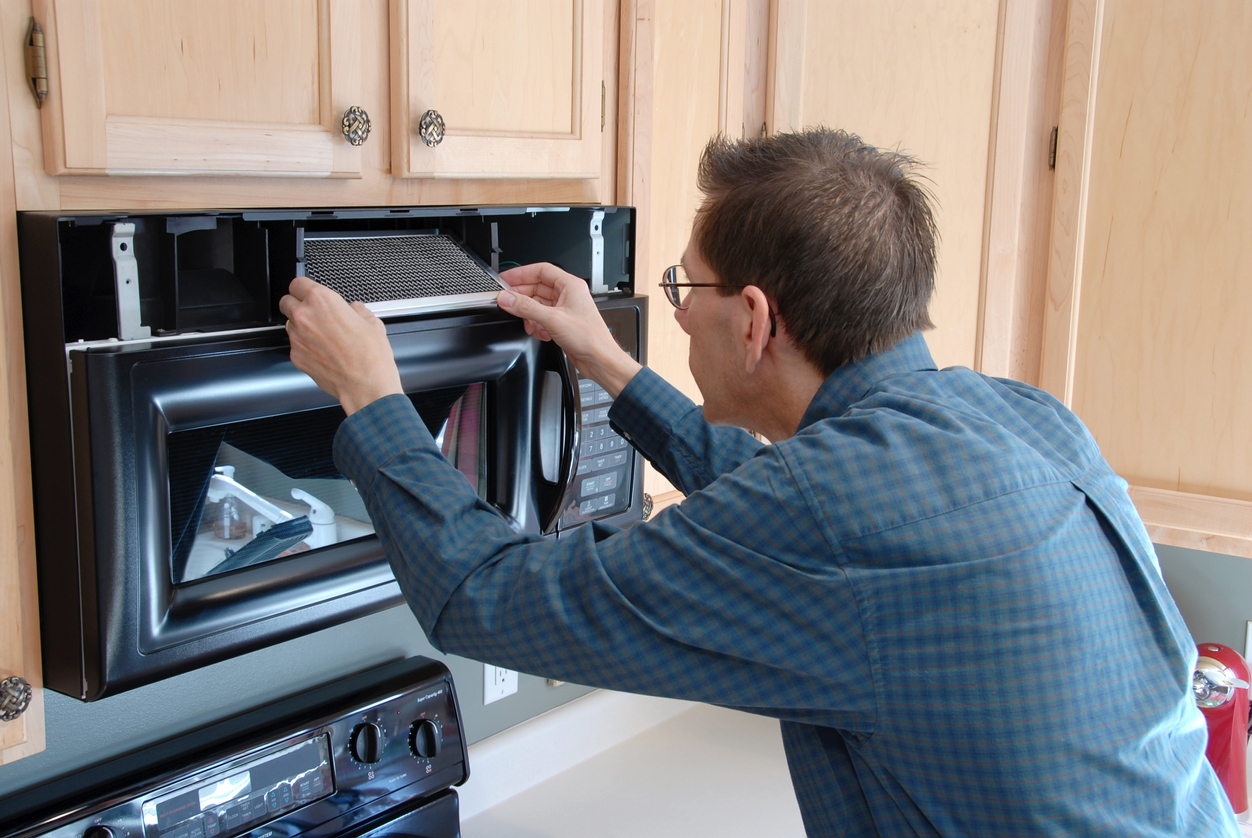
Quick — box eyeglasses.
[659,265,776,337]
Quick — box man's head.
[691,128,937,376]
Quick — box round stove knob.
[83,827,115,838]
[409,719,442,759]
[349,722,384,764]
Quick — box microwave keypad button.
[601,471,619,491]
[599,493,616,510]
[579,500,596,515]
[581,477,599,498]
[610,452,626,466]
[577,462,591,475]
[594,407,610,422]
[594,390,613,404]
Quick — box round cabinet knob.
[0,676,32,722]
[341,106,371,146]
[349,722,385,764]
[83,827,115,838]
[408,719,442,759]
[418,109,445,148]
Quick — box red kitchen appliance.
[1194,642,1250,813]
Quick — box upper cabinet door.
[390,0,603,180]
[34,0,367,177]
[1042,0,1252,556]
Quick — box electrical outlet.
[1244,621,1252,663]
[483,664,518,705]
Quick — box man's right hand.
[497,263,642,398]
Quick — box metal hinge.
[1049,125,1058,170]
[600,81,605,131]
[25,18,47,108]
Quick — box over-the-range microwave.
[17,205,647,700]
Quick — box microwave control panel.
[560,301,643,529]
[574,375,633,518]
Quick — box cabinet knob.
[0,676,32,721]
[418,109,446,148]
[341,106,371,146]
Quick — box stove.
[2,657,468,838]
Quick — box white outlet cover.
[484,664,519,705]
[1244,621,1252,663]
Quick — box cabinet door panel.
[390,0,603,181]
[36,0,365,177]
[1043,0,1252,555]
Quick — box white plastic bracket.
[111,222,150,340]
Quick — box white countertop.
[458,691,806,837]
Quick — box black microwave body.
[17,206,646,700]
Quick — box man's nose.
[674,305,691,335]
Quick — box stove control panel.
[13,663,466,838]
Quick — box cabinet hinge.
[25,17,47,108]
[600,81,605,131]
[1048,125,1058,170]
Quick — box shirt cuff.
[333,393,435,491]
[608,366,700,464]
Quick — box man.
[280,129,1234,836]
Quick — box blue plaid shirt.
[334,332,1235,837]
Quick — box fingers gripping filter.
[299,230,507,318]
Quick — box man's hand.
[279,276,403,415]
[497,263,642,397]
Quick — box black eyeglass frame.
[659,265,777,337]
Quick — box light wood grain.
[1130,487,1252,561]
[764,0,804,134]
[0,4,44,760]
[434,1,574,134]
[36,0,365,177]
[740,0,769,141]
[6,1,618,209]
[638,0,723,498]
[1039,0,1101,403]
[99,0,322,124]
[1068,0,1252,502]
[976,0,1065,383]
[392,0,603,182]
[774,0,1001,370]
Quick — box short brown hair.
[692,128,937,375]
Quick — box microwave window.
[168,384,488,584]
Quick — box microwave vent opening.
[301,233,504,314]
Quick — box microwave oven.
[17,206,647,700]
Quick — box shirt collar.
[798,332,937,430]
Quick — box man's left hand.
[279,276,403,415]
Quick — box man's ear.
[741,285,772,375]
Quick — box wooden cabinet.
[390,0,605,180]
[8,0,617,207]
[0,17,42,762]
[1042,0,1252,556]
[33,0,368,177]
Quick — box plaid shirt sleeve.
[333,389,877,726]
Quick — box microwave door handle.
[537,352,581,531]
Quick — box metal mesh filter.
[302,234,502,303]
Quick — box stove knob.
[349,722,384,764]
[409,719,442,759]
[83,827,115,838]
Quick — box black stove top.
[2,657,467,838]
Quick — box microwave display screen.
[168,384,488,583]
